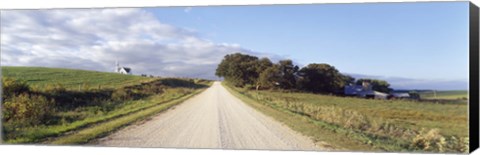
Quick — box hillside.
[2,66,153,90]
[1,66,211,144]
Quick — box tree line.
[215,53,391,94]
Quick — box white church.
[114,61,132,75]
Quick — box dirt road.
[96,82,322,150]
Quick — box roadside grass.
[48,88,207,144]
[223,82,468,153]
[253,90,468,137]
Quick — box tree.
[258,65,282,89]
[215,53,262,87]
[277,60,299,89]
[297,63,346,93]
[254,58,274,89]
[256,57,274,72]
[356,79,392,93]
[342,75,356,85]
[215,53,394,94]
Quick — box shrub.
[445,136,469,153]
[194,79,207,84]
[2,93,55,126]
[44,83,67,94]
[111,88,133,101]
[2,77,30,100]
[243,84,256,90]
[410,128,446,152]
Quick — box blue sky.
[146,2,469,81]
[1,2,470,90]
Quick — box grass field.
[2,66,154,90]
[419,90,468,100]
[1,66,211,144]
[224,83,469,153]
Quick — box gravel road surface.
[96,82,323,150]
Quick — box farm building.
[117,67,132,75]
[114,61,132,75]
[388,91,420,100]
[344,85,364,96]
[390,92,410,99]
[344,81,388,99]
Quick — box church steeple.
[115,60,120,72]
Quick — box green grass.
[252,90,468,137]
[419,90,468,100]
[2,66,211,144]
[2,66,153,90]
[223,82,468,153]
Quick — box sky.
[0,2,470,90]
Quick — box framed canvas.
[1,0,479,154]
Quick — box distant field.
[2,66,153,90]
[225,83,468,153]
[418,90,468,100]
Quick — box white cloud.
[0,8,266,79]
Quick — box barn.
[390,92,411,99]
[344,82,388,99]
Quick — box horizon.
[0,2,469,90]
[0,65,468,91]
